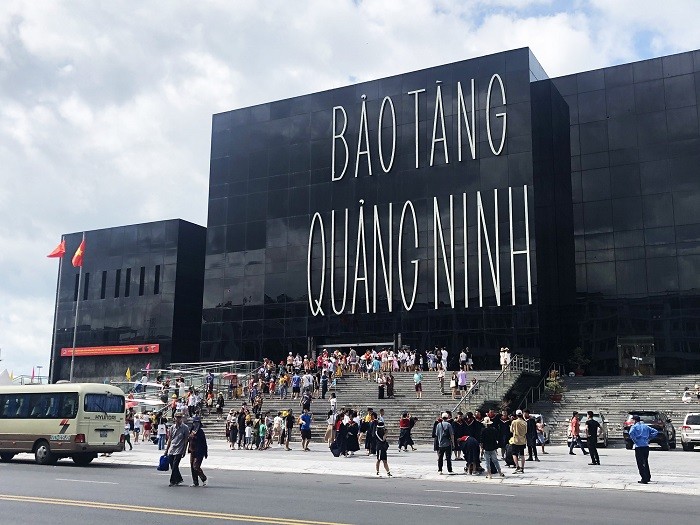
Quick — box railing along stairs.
[451,354,541,413]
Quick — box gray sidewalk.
[89,438,700,496]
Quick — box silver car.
[680,413,700,451]
[566,411,609,448]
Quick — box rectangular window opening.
[73,274,79,302]
[114,269,121,298]
[124,268,131,297]
[154,265,161,295]
[139,266,145,296]
[83,272,90,301]
[100,271,107,299]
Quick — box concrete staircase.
[526,375,700,444]
[200,369,524,444]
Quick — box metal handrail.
[167,360,263,395]
[450,354,540,413]
[516,362,567,411]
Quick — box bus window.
[60,394,78,419]
[84,393,124,414]
[15,394,30,418]
[0,395,9,417]
[29,394,51,418]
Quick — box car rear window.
[686,415,700,425]
[627,413,658,423]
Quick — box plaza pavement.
[92,438,700,496]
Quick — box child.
[157,418,167,450]
[245,420,253,450]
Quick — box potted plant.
[568,347,591,376]
[544,374,566,403]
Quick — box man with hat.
[188,415,208,487]
[164,412,189,486]
[480,416,505,479]
[435,412,455,474]
[628,414,659,484]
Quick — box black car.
[622,410,676,450]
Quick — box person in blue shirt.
[299,408,313,451]
[628,414,659,484]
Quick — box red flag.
[31,367,35,382]
[72,239,85,267]
[47,240,66,258]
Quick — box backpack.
[438,422,452,448]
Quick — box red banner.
[60,344,160,357]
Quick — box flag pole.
[48,235,64,384]
[69,233,85,382]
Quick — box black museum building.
[50,47,700,381]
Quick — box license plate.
[100,431,108,438]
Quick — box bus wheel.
[34,440,57,465]
[72,454,95,466]
[0,453,15,462]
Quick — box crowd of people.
[118,353,665,487]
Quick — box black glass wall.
[552,50,700,374]
[201,48,574,369]
[50,219,205,382]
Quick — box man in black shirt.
[585,411,601,465]
[524,409,539,461]
[284,409,295,450]
[452,413,467,460]
[480,417,504,478]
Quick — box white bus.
[0,383,125,465]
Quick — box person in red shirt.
[568,411,589,456]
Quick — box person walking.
[284,409,295,450]
[123,420,133,451]
[398,412,416,452]
[536,417,547,455]
[628,414,658,484]
[374,421,392,477]
[568,411,589,456]
[299,408,312,451]
[324,410,335,446]
[435,412,454,474]
[480,417,504,479]
[321,372,329,399]
[164,412,189,486]
[510,410,527,473]
[413,370,423,399]
[188,416,208,487]
[585,411,601,466]
[437,365,445,394]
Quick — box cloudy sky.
[1,0,699,379]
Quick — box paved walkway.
[94,439,700,496]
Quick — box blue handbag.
[157,454,169,471]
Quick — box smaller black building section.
[50,219,206,383]
[552,50,700,374]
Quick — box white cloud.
[0,0,699,377]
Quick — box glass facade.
[551,50,700,374]
[50,220,205,382]
[200,48,576,369]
